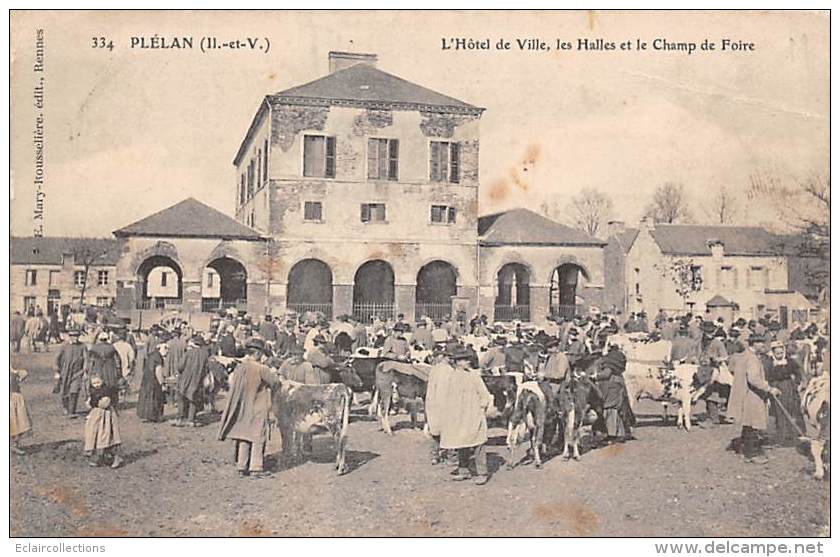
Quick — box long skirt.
[20,334,35,354]
[10,392,32,437]
[769,378,804,442]
[84,408,122,451]
[137,376,164,422]
[601,408,627,438]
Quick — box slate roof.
[706,294,735,307]
[11,237,122,266]
[113,198,264,240]
[612,228,640,254]
[649,224,782,256]
[272,62,482,114]
[478,208,606,246]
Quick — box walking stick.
[769,392,805,438]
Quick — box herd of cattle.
[208,332,830,479]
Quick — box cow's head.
[338,365,364,390]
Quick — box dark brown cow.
[373,362,427,434]
[271,380,351,475]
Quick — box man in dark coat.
[173,335,210,427]
[56,329,87,417]
[592,343,634,442]
[218,339,279,477]
[259,315,278,347]
[217,325,237,357]
[10,310,25,353]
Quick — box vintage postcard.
[7,9,830,542]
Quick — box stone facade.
[10,258,118,314]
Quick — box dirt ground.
[10,350,830,537]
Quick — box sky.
[10,10,829,238]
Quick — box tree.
[705,186,740,224]
[564,188,614,237]
[747,170,829,299]
[656,257,703,310]
[71,241,111,306]
[644,182,692,224]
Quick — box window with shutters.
[304,201,323,221]
[303,135,336,178]
[239,174,246,206]
[430,205,457,224]
[257,149,262,188]
[367,138,399,181]
[690,265,703,290]
[25,269,37,286]
[263,139,269,183]
[247,160,255,200]
[360,203,386,223]
[430,141,460,183]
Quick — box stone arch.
[352,259,395,321]
[136,254,183,307]
[415,260,458,320]
[548,262,591,319]
[545,256,591,286]
[130,241,183,278]
[287,258,334,317]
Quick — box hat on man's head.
[546,339,560,350]
[449,346,473,362]
[701,321,716,334]
[190,335,206,347]
[747,333,767,345]
[246,338,265,352]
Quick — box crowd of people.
[9,304,829,482]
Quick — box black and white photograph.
[6,9,831,542]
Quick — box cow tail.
[341,387,351,440]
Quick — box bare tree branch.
[644,182,693,224]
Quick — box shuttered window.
[263,139,269,182]
[303,135,336,178]
[304,201,323,221]
[430,141,460,183]
[368,138,399,180]
[360,203,386,223]
[431,205,457,224]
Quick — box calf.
[373,362,427,434]
[555,375,603,461]
[623,362,701,430]
[506,382,552,469]
[801,373,830,480]
[271,380,351,475]
[481,374,518,422]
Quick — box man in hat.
[382,324,411,361]
[166,329,187,381]
[259,315,278,349]
[56,329,87,417]
[438,346,493,485]
[431,321,449,345]
[591,341,634,443]
[696,321,730,427]
[218,339,279,477]
[565,327,588,368]
[112,325,135,393]
[172,335,210,427]
[727,334,780,464]
[480,335,507,374]
[763,340,804,446]
[670,323,700,364]
[661,317,677,341]
[503,336,526,373]
[540,339,571,383]
[688,315,703,342]
[280,344,329,385]
[87,331,123,393]
[425,345,452,465]
[411,320,433,350]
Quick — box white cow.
[801,373,830,480]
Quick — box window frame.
[367,138,399,181]
[302,134,337,179]
[97,269,109,287]
[430,204,457,224]
[303,201,324,222]
[25,269,37,286]
[360,203,387,224]
[429,140,461,183]
[73,270,86,288]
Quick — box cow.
[271,380,351,475]
[481,374,519,423]
[556,374,604,461]
[373,361,429,434]
[801,373,830,480]
[506,381,553,469]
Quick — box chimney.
[328,51,377,73]
[607,220,625,237]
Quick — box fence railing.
[415,302,451,321]
[494,304,531,322]
[136,297,183,310]
[201,298,248,313]
[549,304,577,320]
[352,302,394,323]
[287,302,333,319]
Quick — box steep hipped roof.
[273,63,482,114]
[113,198,264,240]
[649,224,782,256]
[478,208,606,246]
[706,294,735,308]
[11,237,122,266]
